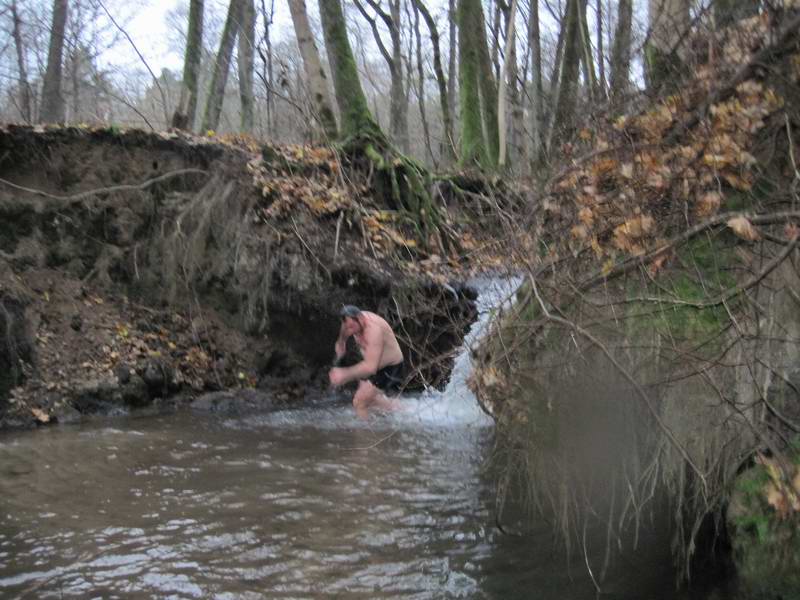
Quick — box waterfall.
[397,277,521,428]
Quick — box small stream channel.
[0,282,733,599]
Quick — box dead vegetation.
[469,11,800,588]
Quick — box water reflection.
[0,409,726,599]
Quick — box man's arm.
[334,322,349,358]
[332,326,382,385]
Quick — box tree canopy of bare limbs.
[3,0,699,173]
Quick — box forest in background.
[0,0,700,174]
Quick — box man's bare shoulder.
[363,312,390,333]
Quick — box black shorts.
[368,362,404,394]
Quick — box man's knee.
[353,380,376,409]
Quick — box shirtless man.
[329,305,405,418]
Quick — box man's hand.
[335,340,345,359]
[329,367,346,387]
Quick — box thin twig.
[95,0,170,127]
[334,210,344,262]
[344,429,398,450]
[290,214,330,277]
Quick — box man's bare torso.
[354,311,403,368]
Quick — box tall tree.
[411,0,455,162]
[498,0,518,168]
[596,0,606,95]
[201,0,243,133]
[609,0,633,106]
[578,0,597,100]
[489,0,502,79]
[287,0,338,139]
[238,0,256,132]
[528,0,544,169]
[353,0,409,151]
[547,0,581,148]
[318,0,381,140]
[476,1,500,164]
[458,0,499,168]
[318,0,440,245]
[503,1,524,168]
[172,0,204,130]
[447,0,457,139]
[10,0,32,123]
[411,0,435,165]
[645,0,691,94]
[40,0,69,123]
[260,0,275,135]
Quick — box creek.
[0,281,732,599]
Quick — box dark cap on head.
[340,304,362,319]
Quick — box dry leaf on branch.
[727,216,760,241]
[696,192,722,217]
[31,408,50,423]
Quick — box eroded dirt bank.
[0,125,494,429]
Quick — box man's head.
[340,304,363,334]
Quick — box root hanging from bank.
[154,175,276,333]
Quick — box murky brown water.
[0,281,736,599]
[0,400,732,600]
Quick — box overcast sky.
[112,0,454,75]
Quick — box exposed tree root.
[340,132,451,254]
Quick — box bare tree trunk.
[609,0,632,105]
[447,0,457,135]
[69,48,80,122]
[458,0,498,168]
[548,0,581,148]
[489,0,503,80]
[172,0,204,131]
[528,0,543,169]
[508,16,523,169]
[412,0,455,162]
[355,0,409,151]
[476,1,500,166]
[40,0,68,123]
[578,0,597,101]
[498,0,518,168]
[201,0,242,133]
[263,0,275,135]
[238,0,256,132]
[319,0,381,139]
[287,0,337,139]
[388,0,408,152]
[596,0,606,95]
[411,0,435,166]
[548,11,567,103]
[10,0,32,123]
[645,0,691,94]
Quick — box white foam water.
[393,277,521,429]
[234,277,520,431]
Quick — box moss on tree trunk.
[319,0,382,142]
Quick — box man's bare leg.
[352,380,377,419]
[352,380,400,417]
